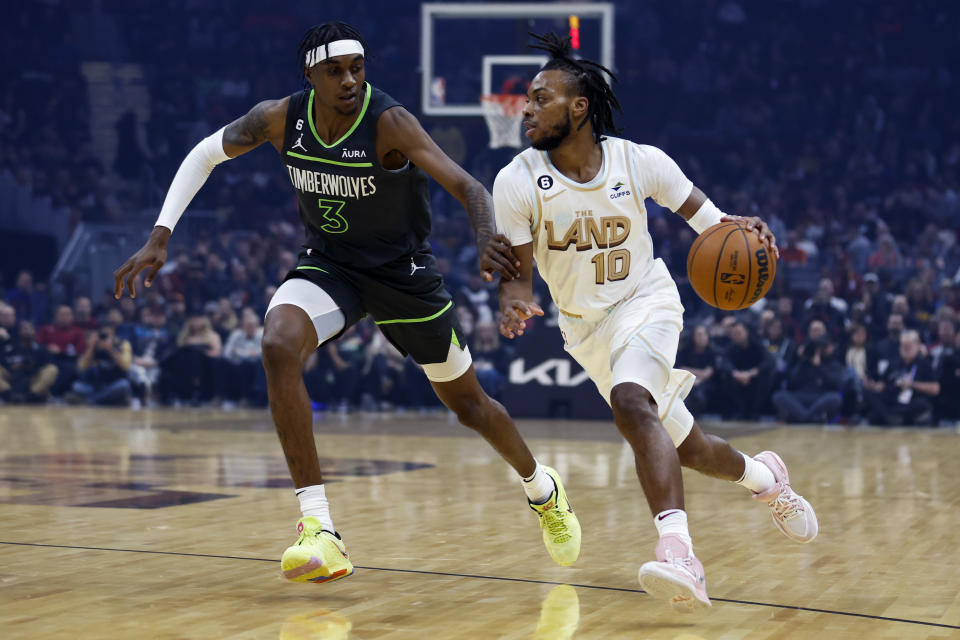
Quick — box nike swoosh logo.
[657,510,680,521]
[542,189,567,202]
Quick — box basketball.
[686,221,777,310]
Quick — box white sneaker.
[638,534,711,613]
[752,451,819,543]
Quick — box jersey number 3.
[318,199,348,234]
[591,249,630,285]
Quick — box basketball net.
[481,94,527,149]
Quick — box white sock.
[521,460,555,504]
[295,484,334,532]
[735,452,776,493]
[654,509,692,546]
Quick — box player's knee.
[450,393,493,431]
[610,384,660,440]
[261,324,305,373]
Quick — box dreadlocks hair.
[296,22,370,88]
[528,31,622,143]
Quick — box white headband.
[305,39,365,67]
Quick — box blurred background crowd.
[2,0,958,426]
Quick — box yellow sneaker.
[529,466,581,566]
[281,517,354,584]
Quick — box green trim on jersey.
[375,300,453,326]
[451,328,461,348]
[297,265,329,274]
[286,151,372,167]
[306,83,373,149]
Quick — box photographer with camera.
[772,321,845,424]
[0,320,59,403]
[67,324,133,406]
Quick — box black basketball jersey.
[281,83,432,268]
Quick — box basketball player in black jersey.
[112,22,581,583]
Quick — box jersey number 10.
[590,249,631,285]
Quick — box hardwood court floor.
[1,406,958,639]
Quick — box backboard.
[421,3,615,116]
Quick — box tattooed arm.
[378,107,520,281]
[223,98,288,155]
[113,97,288,298]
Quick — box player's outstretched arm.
[113,98,288,299]
[376,107,520,282]
[498,242,542,339]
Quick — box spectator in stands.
[459,273,494,319]
[872,313,905,377]
[129,307,172,407]
[772,333,845,423]
[805,278,849,315]
[721,321,773,419]
[166,293,188,337]
[938,331,960,423]
[868,234,903,270]
[0,320,58,403]
[866,329,940,426]
[219,308,264,407]
[209,297,238,342]
[470,320,514,401]
[906,279,936,328]
[890,294,919,330]
[763,316,797,390]
[326,324,367,410]
[929,319,955,374]
[5,270,48,326]
[358,331,409,410]
[677,325,722,417]
[778,230,808,266]
[0,302,16,345]
[804,279,848,342]
[775,296,803,344]
[159,315,221,404]
[36,304,86,396]
[73,296,97,331]
[859,272,890,339]
[104,307,136,344]
[845,323,870,419]
[68,324,132,406]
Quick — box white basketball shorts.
[558,259,696,447]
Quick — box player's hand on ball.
[480,233,521,282]
[499,300,543,338]
[721,215,780,259]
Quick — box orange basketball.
[686,221,777,310]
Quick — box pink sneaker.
[752,451,819,543]
[638,534,711,612]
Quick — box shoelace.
[771,487,803,521]
[542,509,571,540]
[664,549,700,581]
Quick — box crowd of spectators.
[0,225,511,412]
[676,279,960,425]
[2,2,959,426]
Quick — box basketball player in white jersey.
[494,33,818,612]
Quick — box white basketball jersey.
[494,137,693,318]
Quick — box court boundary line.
[1,541,957,631]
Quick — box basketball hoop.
[481,94,527,149]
